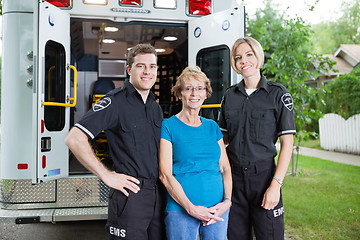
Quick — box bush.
[321,67,360,119]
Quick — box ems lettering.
[273,206,284,217]
[109,226,126,238]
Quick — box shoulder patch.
[93,97,112,112]
[281,93,293,111]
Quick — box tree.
[321,67,360,119]
[311,0,360,54]
[247,0,335,139]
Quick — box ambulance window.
[44,40,66,131]
[196,45,230,104]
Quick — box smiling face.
[180,77,207,111]
[234,42,260,79]
[127,53,158,96]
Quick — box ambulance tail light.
[120,0,142,6]
[188,0,212,16]
[45,0,72,8]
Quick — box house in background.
[306,44,360,88]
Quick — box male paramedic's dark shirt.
[75,81,163,179]
[218,75,296,166]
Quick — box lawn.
[283,155,360,240]
[297,138,322,150]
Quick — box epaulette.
[225,83,239,93]
[267,81,287,91]
[106,86,126,96]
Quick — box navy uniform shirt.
[75,81,163,179]
[218,75,296,166]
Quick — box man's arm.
[65,127,140,196]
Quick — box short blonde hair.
[230,37,264,74]
[172,66,212,99]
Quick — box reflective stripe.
[278,130,296,136]
[75,123,95,139]
[220,127,228,132]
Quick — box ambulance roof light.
[83,0,108,5]
[45,0,71,8]
[103,39,115,44]
[163,36,178,41]
[120,0,142,7]
[154,0,176,9]
[188,0,212,16]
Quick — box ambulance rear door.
[32,1,71,183]
[188,5,245,107]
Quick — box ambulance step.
[0,207,108,223]
[0,209,54,223]
[53,207,108,222]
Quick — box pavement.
[295,146,360,167]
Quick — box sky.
[0,0,348,56]
[238,0,344,24]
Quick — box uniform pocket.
[225,110,241,142]
[153,118,162,144]
[250,109,276,142]
[108,189,129,221]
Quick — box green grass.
[283,155,360,240]
[297,138,322,150]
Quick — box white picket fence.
[319,113,360,154]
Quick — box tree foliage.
[321,68,360,119]
[311,0,360,54]
[246,0,335,139]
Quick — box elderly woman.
[219,37,296,239]
[159,66,232,240]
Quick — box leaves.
[311,0,360,54]
[321,67,360,119]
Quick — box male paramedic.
[65,43,166,240]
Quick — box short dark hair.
[127,44,157,68]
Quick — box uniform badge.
[281,93,293,111]
[93,97,111,112]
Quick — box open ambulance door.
[32,1,72,183]
[188,5,245,120]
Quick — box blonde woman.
[219,37,296,239]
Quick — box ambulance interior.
[68,19,228,174]
[68,19,188,174]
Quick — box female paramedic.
[218,37,296,240]
[159,66,232,240]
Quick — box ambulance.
[0,0,245,223]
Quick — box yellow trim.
[43,65,77,107]
[201,104,221,109]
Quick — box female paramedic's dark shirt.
[75,81,163,179]
[218,75,296,166]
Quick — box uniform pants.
[227,160,284,240]
[106,178,166,240]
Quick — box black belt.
[231,160,275,174]
[137,178,158,189]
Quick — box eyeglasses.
[182,86,207,93]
